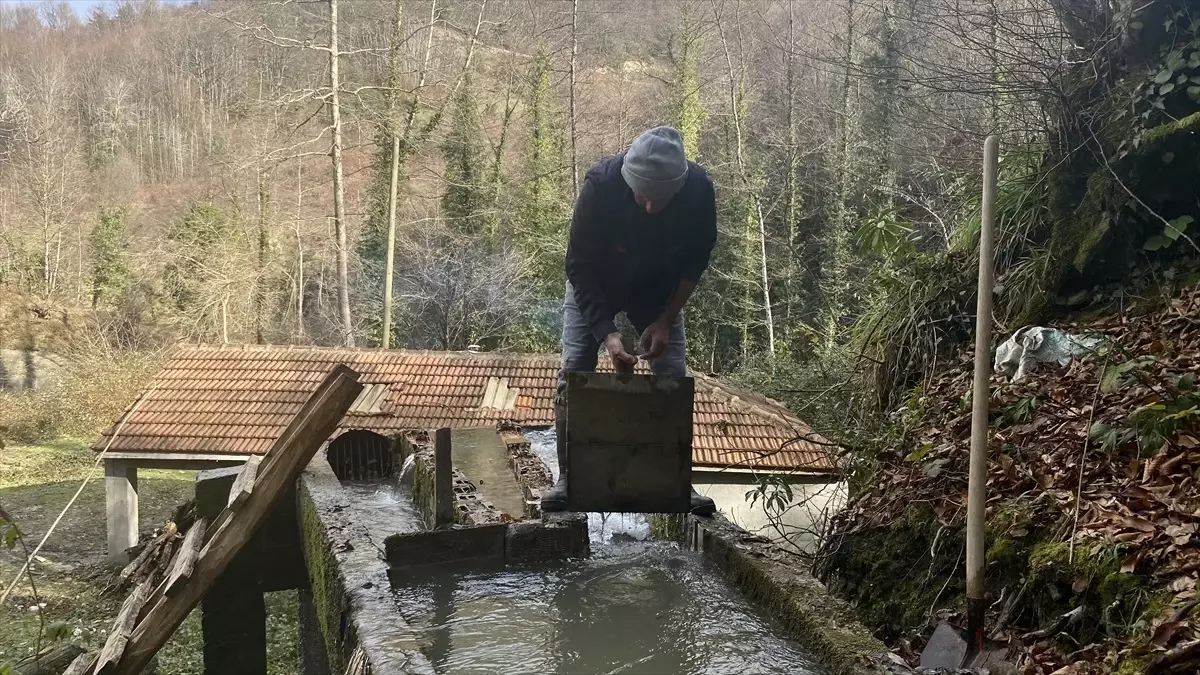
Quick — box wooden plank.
[164,518,207,597]
[227,456,262,509]
[256,364,356,477]
[565,372,693,513]
[62,652,98,675]
[96,577,155,674]
[111,365,363,675]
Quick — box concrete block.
[505,518,589,565]
[566,372,692,513]
[384,524,507,569]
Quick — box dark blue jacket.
[565,152,717,342]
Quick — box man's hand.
[604,332,637,373]
[639,320,669,360]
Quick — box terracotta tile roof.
[93,344,837,473]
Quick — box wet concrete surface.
[384,430,825,675]
[448,427,529,517]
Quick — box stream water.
[383,430,824,675]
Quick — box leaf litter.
[828,286,1200,674]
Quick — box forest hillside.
[2,0,1200,672]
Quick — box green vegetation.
[0,442,298,674]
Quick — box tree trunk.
[383,135,400,349]
[328,0,354,346]
[381,0,404,349]
[713,0,774,357]
[295,160,305,339]
[255,168,269,345]
[569,0,580,196]
[826,0,856,350]
[784,1,800,339]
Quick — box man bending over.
[541,126,718,516]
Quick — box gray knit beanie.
[621,126,689,200]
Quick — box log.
[12,643,85,675]
[62,652,98,675]
[110,523,177,595]
[111,365,363,675]
[164,518,207,597]
[96,577,156,674]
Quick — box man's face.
[634,192,672,215]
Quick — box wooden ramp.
[565,372,693,513]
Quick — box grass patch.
[0,441,299,673]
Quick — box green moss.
[821,522,967,641]
[649,514,686,542]
[297,482,344,675]
[1099,572,1143,606]
[1115,655,1150,675]
[1141,111,1200,146]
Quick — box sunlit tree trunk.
[328,0,353,346]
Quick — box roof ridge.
[174,342,561,359]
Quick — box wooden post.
[434,427,454,527]
[105,459,139,562]
[966,134,999,659]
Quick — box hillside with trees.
[3,0,1200,672]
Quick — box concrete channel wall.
[297,459,436,675]
[296,428,589,674]
[652,513,892,675]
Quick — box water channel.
[369,430,824,675]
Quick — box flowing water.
[384,430,824,675]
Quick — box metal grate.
[327,430,396,481]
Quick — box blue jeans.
[556,281,687,419]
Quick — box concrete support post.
[105,459,139,561]
[202,571,267,675]
[434,427,454,527]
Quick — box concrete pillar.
[197,466,268,675]
[298,589,331,675]
[105,459,138,561]
[434,427,454,527]
[202,570,267,675]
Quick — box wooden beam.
[96,577,155,674]
[111,365,363,675]
[164,518,207,597]
[227,456,262,509]
[11,643,85,675]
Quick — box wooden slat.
[62,652,98,675]
[227,456,262,509]
[111,365,363,675]
[95,577,155,674]
[164,518,207,597]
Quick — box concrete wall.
[692,473,847,554]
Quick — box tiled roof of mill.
[93,344,837,472]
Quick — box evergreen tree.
[89,206,131,308]
[440,77,487,236]
[667,8,705,159]
[516,50,571,297]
